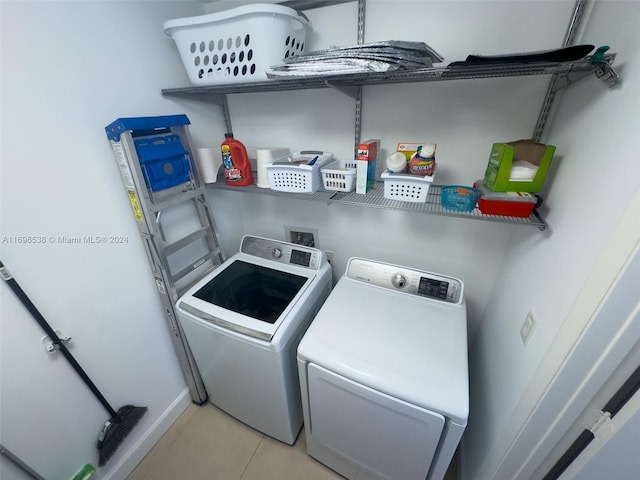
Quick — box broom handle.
[0,261,117,418]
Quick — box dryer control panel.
[241,235,324,270]
[346,258,463,304]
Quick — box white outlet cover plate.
[520,311,536,344]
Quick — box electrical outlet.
[284,226,318,248]
[520,311,537,345]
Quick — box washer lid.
[177,235,330,341]
[177,249,328,342]
[298,273,469,424]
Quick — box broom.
[0,261,147,467]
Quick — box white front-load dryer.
[297,257,468,480]
[176,235,332,444]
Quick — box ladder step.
[171,252,219,285]
[151,188,206,212]
[164,228,211,256]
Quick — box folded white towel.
[509,160,538,181]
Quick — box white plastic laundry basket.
[164,4,311,85]
[321,159,357,192]
[267,151,334,193]
[381,171,435,203]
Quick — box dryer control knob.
[272,247,283,259]
[391,274,407,289]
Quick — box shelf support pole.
[221,94,233,134]
[354,87,362,157]
[353,0,365,156]
[532,0,589,141]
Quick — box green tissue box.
[483,139,556,193]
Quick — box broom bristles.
[97,405,148,467]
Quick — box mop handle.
[0,261,117,418]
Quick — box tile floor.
[127,402,458,480]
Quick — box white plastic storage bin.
[321,159,357,192]
[267,151,334,193]
[163,4,311,85]
[382,171,435,203]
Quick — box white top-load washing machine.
[297,257,468,480]
[176,235,332,444]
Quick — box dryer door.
[307,363,445,480]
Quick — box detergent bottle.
[221,133,254,186]
[408,144,436,177]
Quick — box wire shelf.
[333,184,547,229]
[209,180,547,230]
[162,55,615,99]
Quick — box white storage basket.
[267,151,334,193]
[321,159,357,192]
[382,171,435,203]
[164,4,311,86]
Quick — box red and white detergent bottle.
[221,133,254,186]
[409,144,436,177]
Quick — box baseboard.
[100,388,192,480]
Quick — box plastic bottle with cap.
[409,144,436,176]
[221,133,254,186]
[386,152,408,173]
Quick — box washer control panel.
[346,257,463,304]
[241,235,323,270]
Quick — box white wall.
[206,0,575,339]
[0,1,219,479]
[462,1,640,479]
[3,1,633,479]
